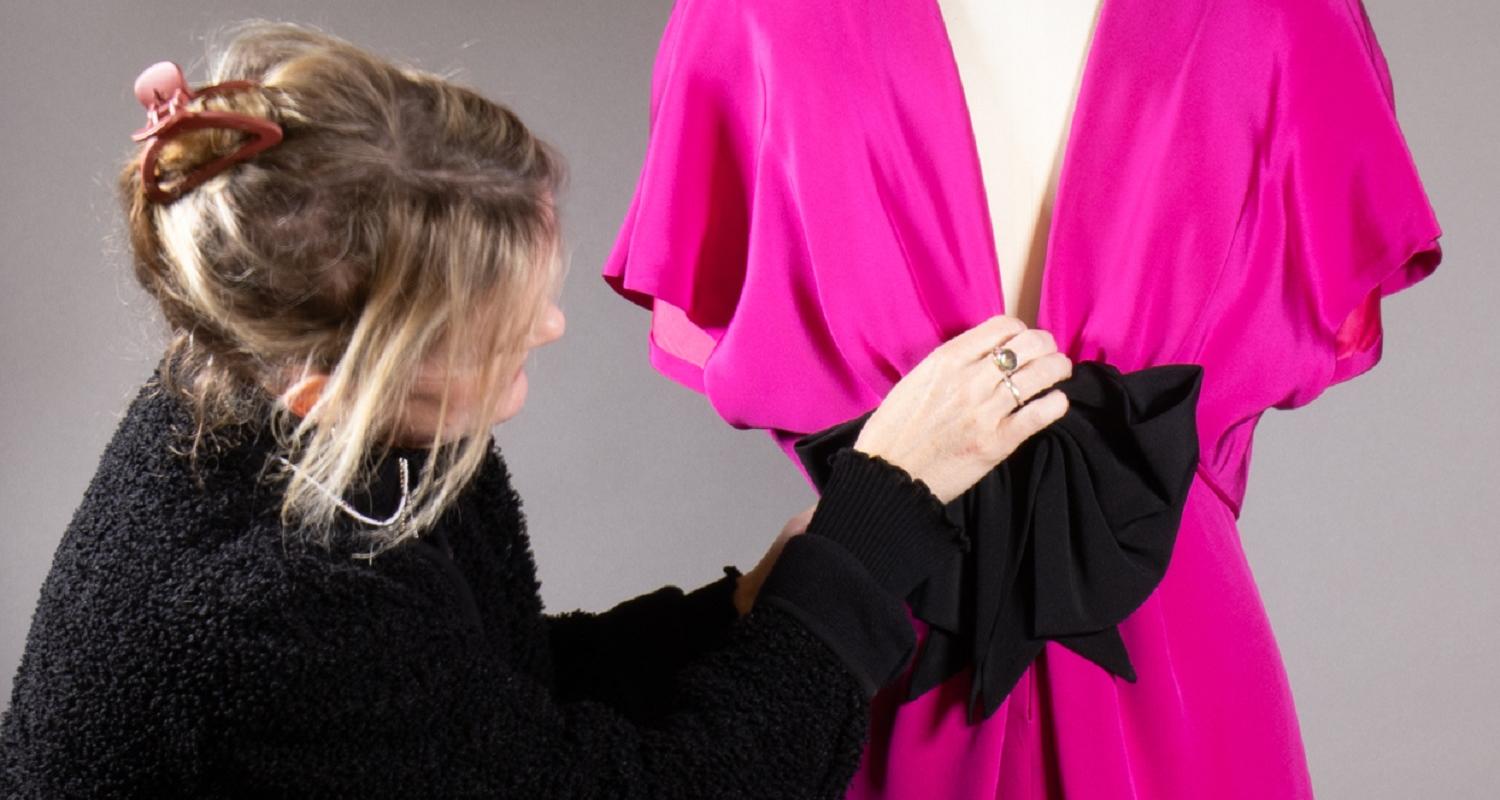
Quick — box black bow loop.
[794,360,1203,723]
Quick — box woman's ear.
[282,373,330,419]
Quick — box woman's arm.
[215,595,876,798]
[542,447,964,721]
[203,448,963,799]
[543,565,742,720]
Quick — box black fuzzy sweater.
[1,374,966,798]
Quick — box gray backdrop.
[2,1,1495,796]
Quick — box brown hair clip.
[131,61,284,203]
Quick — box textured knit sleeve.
[0,384,933,800]
[543,447,966,722]
[756,447,969,696]
[1261,0,1444,410]
[206,565,875,799]
[199,451,972,798]
[543,565,743,721]
[192,456,975,799]
[0,391,967,799]
[539,447,962,718]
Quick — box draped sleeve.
[601,0,762,395]
[1264,0,1444,411]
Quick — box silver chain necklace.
[276,455,411,530]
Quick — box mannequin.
[938,0,1105,328]
[602,1,1446,794]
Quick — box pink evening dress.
[601,0,1445,796]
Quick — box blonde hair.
[120,20,566,552]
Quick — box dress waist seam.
[1194,462,1243,520]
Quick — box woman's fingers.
[995,387,1069,446]
[956,325,1066,414]
[939,314,1029,363]
[987,326,1056,369]
[852,313,1074,503]
[979,349,1073,414]
[971,340,1071,461]
[961,326,1054,391]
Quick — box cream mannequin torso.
[936,0,1105,328]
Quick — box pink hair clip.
[131,61,284,203]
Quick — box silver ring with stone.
[989,345,1018,375]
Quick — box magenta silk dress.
[601,0,1445,796]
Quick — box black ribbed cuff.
[804,447,969,600]
[757,533,916,698]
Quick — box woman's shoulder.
[0,378,491,792]
[47,374,281,585]
[18,362,535,662]
[17,372,465,684]
[0,376,298,783]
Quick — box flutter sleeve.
[601,0,762,394]
[1266,0,1444,410]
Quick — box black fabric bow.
[793,360,1204,724]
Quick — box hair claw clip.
[131,61,284,203]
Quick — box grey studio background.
[2,1,1496,796]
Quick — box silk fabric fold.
[794,360,1203,722]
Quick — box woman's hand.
[853,315,1071,504]
[733,503,818,616]
[732,315,1069,615]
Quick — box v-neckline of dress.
[928,0,1113,332]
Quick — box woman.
[0,21,1074,798]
